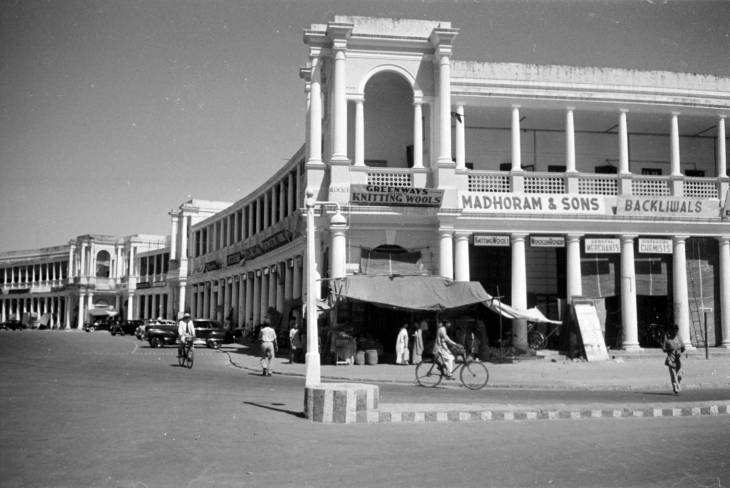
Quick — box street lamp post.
[304,191,321,386]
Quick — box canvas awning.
[88,308,118,317]
[334,275,560,324]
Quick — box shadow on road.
[243,401,304,418]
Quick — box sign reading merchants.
[350,185,443,207]
[585,238,620,254]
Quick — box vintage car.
[110,319,144,336]
[146,319,226,349]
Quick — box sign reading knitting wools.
[350,185,443,207]
[585,238,620,254]
[617,196,719,219]
[460,193,607,215]
[638,238,673,254]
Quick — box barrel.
[365,349,378,365]
[355,350,366,365]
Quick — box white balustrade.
[683,178,719,198]
[577,174,618,195]
[367,168,413,187]
[468,172,510,192]
[524,173,566,194]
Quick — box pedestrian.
[662,323,685,394]
[395,323,410,364]
[288,319,301,364]
[411,320,425,364]
[259,320,277,376]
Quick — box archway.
[363,72,414,168]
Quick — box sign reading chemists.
[351,185,443,207]
[460,193,607,215]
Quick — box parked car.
[0,320,24,330]
[110,319,143,336]
[145,319,226,349]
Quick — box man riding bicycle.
[177,312,195,358]
[432,320,461,379]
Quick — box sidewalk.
[220,344,730,423]
[220,343,730,391]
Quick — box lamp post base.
[304,352,321,386]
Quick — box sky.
[1,0,729,252]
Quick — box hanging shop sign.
[616,196,719,219]
[530,236,565,248]
[7,288,30,294]
[473,235,510,247]
[350,185,443,207]
[460,193,607,215]
[51,286,66,292]
[227,251,243,266]
[203,260,221,272]
[136,282,151,289]
[638,238,673,254]
[584,238,620,254]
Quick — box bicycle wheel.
[185,346,194,369]
[415,361,442,388]
[528,328,546,350]
[459,361,489,390]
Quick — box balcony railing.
[366,168,413,187]
[631,176,671,196]
[684,177,719,198]
[577,174,619,195]
[524,173,566,194]
[468,171,511,192]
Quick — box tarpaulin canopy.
[335,275,561,324]
[88,307,118,317]
[336,275,489,311]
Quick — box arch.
[358,64,423,99]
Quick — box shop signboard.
[226,251,242,266]
[136,282,151,289]
[350,185,443,207]
[460,193,608,215]
[616,196,719,219]
[203,261,221,272]
[638,238,673,254]
[8,288,30,294]
[584,238,620,254]
[473,235,510,247]
[571,298,609,361]
[530,236,565,248]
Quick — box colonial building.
[177,15,730,351]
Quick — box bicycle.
[415,350,489,390]
[178,338,194,369]
[527,321,560,351]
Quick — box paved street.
[1,330,729,488]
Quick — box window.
[684,169,705,177]
[96,251,110,278]
[365,159,387,167]
[594,165,618,174]
[548,165,566,173]
[499,163,511,171]
[641,168,662,175]
[465,161,474,170]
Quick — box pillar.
[202,283,209,319]
[276,266,284,313]
[454,104,465,170]
[292,257,302,300]
[566,107,576,173]
[309,62,322,164]
[619,109,630,174]
[169,212,178,261]
[267,268,276,310]
[673,236,693,349]
[511,105,522,171]
[279,181,286,222]
[719,236,730,348]
[413,100,424,169]
[246,273,254,326]
[718,116,727,178]
[217,280,224,322]
[566,234,583,304]
[511,233,528,350]
[354,96,365,166]
[178,283,186,318]
[284,260,293,301]
[620,235,640,350]
[670,112,681,176]
[438,230,454,280]
[79,243,86,277]
[330,212,347,279]
[127,293,134,321]
[77,294,85,328]
[252,273,261,325]
[287,173,295,216]
[453,231,470,282]
[331,45,348,162]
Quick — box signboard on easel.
[571,298,609,361]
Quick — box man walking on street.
[259,320,277,376]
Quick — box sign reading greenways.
[350,185,443,207]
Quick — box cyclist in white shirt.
[177,312,195,358]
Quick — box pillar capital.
[511,232,529,241]
[718,235,730,244]
[673,235,690,243]
[453,231,471,240]
[566,233,584,241]
[620,234,638,242]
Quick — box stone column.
[619,109,630,174]
[511,233,528,350]
[511,105,522,171]
[126,293,134,321]
[292,257,302,300]
[246,274,254,326]
[354,96,365,166]
[77,294,85,328]
[566,234,583,304]
[670,112,681,176]
[566,107,576,173]
[718,115,727,178]
[454,104,465,170]
[330,212,347,279]
[673,236,693,349]
[253,273,261,325]
[246,204,253,239]
[279,182,286,222]
[268,268,277,310]
[718,236,730,348]
[453,231,470,282]
[331,45,348,163]
[620,235,640,350]
[437,53,451,165]
[79,243,87,277]
[287,173,295,216]
[201,283,208,319]
[169,212,178,261]
[439,230,454,280]
[284,260,293,301]
[309,62,322,164]
[217,280,225,322]
[276,266,284,313]
[412,100,424,169]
